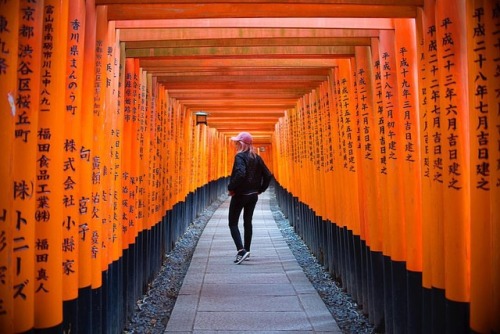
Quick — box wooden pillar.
[416,1,447,331]
[81,0,98,293]
[355,46,380,253]
[107,21,122,265]
[11,1,44,331]
[487,1,500,330]
[320,80,336,224]
[330,67,347,231]
[435,1,471,331]
[123,58,135,249]
[355,45,383,325]
[467,0,500,332]
[0,1,20,332]
[72,0,94,332]
[394,18,423,334]
[35,0,69,330]
[91,2,107,301]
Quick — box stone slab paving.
[165,192,342,333]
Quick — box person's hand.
[228,190,235,196]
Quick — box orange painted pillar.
[490,0,500,333]
[314,89,327,218]
[394,18,423,276]
[171,96,178,198]
[370,37,390,257]
[319,87,330,221]
[334,67,346,225]
[337,60,355,232]
[273,117,282,181]
[349,55,364,305]
[285,108,293,196]
[379,28,406,265]
[39,1,71,328]
[106,21,122,263]
[302,93,316,211]
[467,1,499,332]
[134,63,144,236]
[11,1,44,332]
[166,98,176,209]
[35,1,69,329]
[166,91,175,211]
[334,58,355,302]
[137,67,145,230]
[118,40,128,249]
[176,100,182,203]
[150,75,161,227]
[329,67,345,229]
[276,115,290,194]
[337,59,357,298]
[303,94,311,206]
[60,0,88,318]
[143,71,152,231]
[0,1,19,331]
[355,45,383,321]
[394,17,424,333]
[297,94,307,221]
[142,69,153,280]
[355,46,382,253]
[436,0,471,330]
[308,92,317,210]
[92,4,108,285]
[122,58,135,248]
[80,0,97,291]
[379,36,407,332]
[143,70,152,231]
[274,119,281,191]
[292,107,300,198]
[99,23,112,270]
[309,88,324,250]
[372,33,397,332]
[196,119,205,192]
[297,101,306,202]
[101,17,114,271]
[182,105,191,199]
[309,90,322,217]
[416,2,447,332]
[331,68,343,228]
[318,82,330,221]
[366,37,388,328]
[417,0,435,293]
[320,80,336,223]
[130,58,141,244]
[348,56,363,240]
[156,83,167,219]
[66,0,88,295]
[346,57,362,304]
[323,76,337,224]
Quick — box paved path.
[165,192,342,333]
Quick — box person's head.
[231,132,253,153]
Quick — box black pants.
[228,193,258,252]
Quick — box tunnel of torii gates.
[0,0,499,333]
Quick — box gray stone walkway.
[164,192,342,333]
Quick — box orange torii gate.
[0,0,499,333]
[272,2,499,334]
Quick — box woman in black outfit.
[227,132,272,264]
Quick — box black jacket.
[228,151,272,195]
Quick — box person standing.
[227,132,272,264]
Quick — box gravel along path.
[124,188,375,334]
